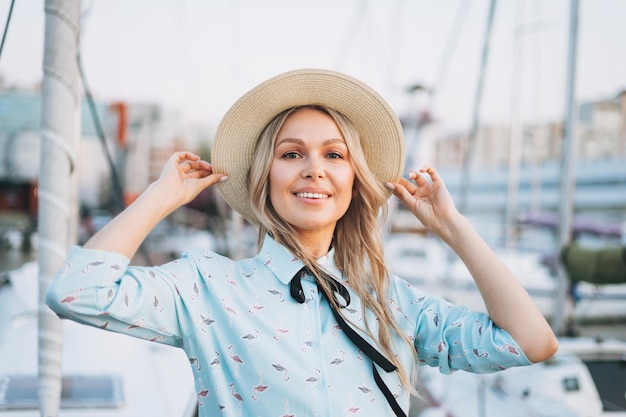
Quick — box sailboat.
[0,261,197,416]
[411,336,626,417]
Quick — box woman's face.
[269,108,355,241]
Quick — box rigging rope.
[76,52,154,265]
[0,0,15,62]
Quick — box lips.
[295,192,329,199]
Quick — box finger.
[187,160,213,172]
[396,177,419,195]
[387,180,418,207]
[180,151,200,161]
[173,151,200,165]
[184,164,217,180]
[419,166,440,184]
[196,173,228,188]
[407,168,433,187]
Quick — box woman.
[47,69,557,416]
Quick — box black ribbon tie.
[289,267,407,417]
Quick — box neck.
[299,230,333,259]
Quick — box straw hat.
[212,68,405,224]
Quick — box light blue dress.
[46,234,531,416]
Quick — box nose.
[302,156,325,179]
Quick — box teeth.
[296,192,328,199]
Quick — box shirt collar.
[256,234,340,285]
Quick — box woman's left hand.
[387,166,458,234]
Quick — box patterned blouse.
[46,234,531,416]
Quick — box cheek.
[268,167,285,203]
[343,169,357,199]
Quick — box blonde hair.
[248,105,416,391]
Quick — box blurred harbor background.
[0,1,625,416]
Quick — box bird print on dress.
[301,328,315,353]
[189,357,202,371]
[496,343,520,355]
[106,288,114,303]
[228,345,244,377]
[357,371,375,402]
[197,312,216,332]
[329,350,346,379]
[248,294,264,315]
[251,369,269,401]
[58,287,83,312]
[344,306,362,321]
[226,274,238,292]
[229,382,244,416]
[472,348,489,358]
[241,329,259,355]
[240,267,256,279]
[81,260,105,274]
[222,298,237,326]
[153,294,164,312]
[121,287,130,308]
[191,281,207,300]
[267,281,285,302]
[305,368,322,397]
[271,352,291,381]
[209,351,221,374]
[273,318,290,341]
[433,341,446,353]
[426,308,440,327]
[474,320,485,336]
[197,385,210,407]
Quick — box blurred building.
[400,90,626,248]
[431,90,626,170]
[578,90,626,159]
[0,88,200,215]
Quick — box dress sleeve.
[45,246,202,348]
[390,276,532,374]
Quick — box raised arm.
[387,167,558,363]
[83,151,227,259]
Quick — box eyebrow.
[275,138,346,146]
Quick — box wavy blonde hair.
[248,105,416,391]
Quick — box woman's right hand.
[154,151,228,209]
[83,151,227,259]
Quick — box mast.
[38,0,81,415]
[458,0,497,213]
[505,0,525,249]
[553,0,579,336]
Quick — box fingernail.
[219,176,229,182]
[408,170,417,179]
[385,182,395,191]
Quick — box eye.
[326,151,344,159]
[282,151,301,159]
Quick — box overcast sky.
[1,0,625,133]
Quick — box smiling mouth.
[295,192,329,199]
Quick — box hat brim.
[212,68,405,225]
